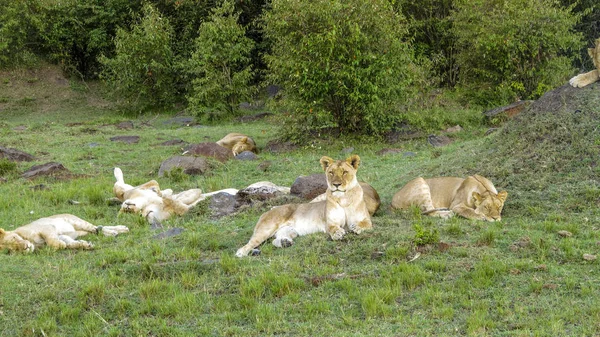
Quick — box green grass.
[1,67,599,336]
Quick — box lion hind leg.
[392,177,436,213]
[451,204,487,221]
[236,205,296,257]
[569,69,600,88]
[272,226,298,248]
[101,226,129,236]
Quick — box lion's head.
[320,155,360,195]
[473,190,508,221]
[0,229,34,252]
[232,137,256,156]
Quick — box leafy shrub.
[0,0,43,68]
[187,0,255,121]
[38,0,139,78]
[451,0,582,106]
[99,3,176,112]
[413,223,440,246]
[394,0,457,87]
[263,0,425,138]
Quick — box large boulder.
[290,173,328,200]
[158,156,210,177]
[183,143,232,162]
[0,146,35,162]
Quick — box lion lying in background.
[0,214,128,253]
[570,38,600,88]
[236,155,373,257]
[216,133,258,156]
[391,175,507,221]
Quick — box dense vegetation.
[1,0,596,137]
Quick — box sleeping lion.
[236,155,373,257]
[0,214,129,253]
[391,175,507,221]
[216,133,258,156]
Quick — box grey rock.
[158,156,210,177]
[0,146,35,162]
[290,173,328,200]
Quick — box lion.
[0,214,129,253]
[570,38,600,88]
[235,154,373,257]
[216,133,258,156]
[311,182,381,216]
[391,175,507,221]
[114,167,237,226]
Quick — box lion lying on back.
[216,133,257,156]
[236,155,376,257]
[0,214,128,253]
[391,175,507,221]
[114,167,237,226]
[570,38,600,88]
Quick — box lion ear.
[497,190,508,203]
[472,192,483,206]
[346,155,360,170]
[0,228,5,237]
[241,137,248,144]
[320,156,334,171]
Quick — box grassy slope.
[0,66,599,336]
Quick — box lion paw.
[281,238,293,248]
[330,228,346,241]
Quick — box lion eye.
[342,171,347,176]
[329,172,333,176]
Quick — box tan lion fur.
[570,38,600,88]
[311,182,380,216]
[391,175,508,221]
[114,167,238,225]
[235,154,372,257]
[0,214,128,253]
[216,133,258,156]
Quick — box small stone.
[583,254,597,261]
[557,230,573,237]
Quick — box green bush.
[263,0,425,138]
[0,0,43,68]
[99,3,177,112]
[187,0,255,121]
[451,0,582,106]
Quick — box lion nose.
[333,183,341,188]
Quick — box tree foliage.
[263,0,424,137]
[99,4,176,111]
[187,0,255,120]
[451,0,582,106]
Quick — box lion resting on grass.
[391,175,507,221]
[0,214,128,253]
[235,155,373,257]
[570,38,600,88]
[114,168,236,226]
[216,133,257,156]
[311,181,381,216]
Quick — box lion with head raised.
[391,175,507,221]
[0,214,128,253]
[235,154,374,257]
[570,38,600,88]
[216,133,258,156]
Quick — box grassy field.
[1,65,599,336]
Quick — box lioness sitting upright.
[235,155,373,257]
[391,175,507,221]
[216,133,257,156]
[570,38,600,88]
[0,214,129,253]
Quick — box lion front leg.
[451,204,488,221]
[569,69,600,88]
[58,235,94,250]
[350,218,372,235]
